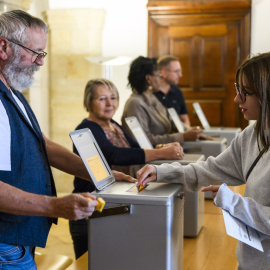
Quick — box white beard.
[2,50,40,92]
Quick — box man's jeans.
[0,244,36,270]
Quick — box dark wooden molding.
[147,0,251,14]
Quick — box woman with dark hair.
[122,56,208,146]
[136,52,270,270]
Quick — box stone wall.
[44,9,106,193]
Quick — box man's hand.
[112,170,136,183]
[136,164,157,187]
[201,185,220,202]
[183,127,203,141]
[199,134,214,141]
[52,193,98,220]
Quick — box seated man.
[154,55,190,127]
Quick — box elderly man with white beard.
[0,10,134,269]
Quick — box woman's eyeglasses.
[94,96,118,103]
[234,83,255,102]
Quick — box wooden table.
[66,252,88,270]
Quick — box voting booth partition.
[192,103,241,146]
[88,182,184,270]
[168,106,241,146]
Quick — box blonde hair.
[83,78,119,112]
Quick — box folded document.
[222,209,264,252]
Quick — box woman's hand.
[201,185,220,202]
[112,170,136,183]
[136,164,157,186]
[160,142,184,160]
[162,142,181,148]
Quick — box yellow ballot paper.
[137,183,148,193]
[88,197,106,213]
[87,155,109,182]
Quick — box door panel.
[168,24,235,127]
[201,39,224,87]
[186,100,222,127]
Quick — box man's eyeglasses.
[234,83,256,102]
[166,69,182,74]
[152,73,162,78]
[7,38,47,63]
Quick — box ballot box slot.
[89,205,131,219]
[209,134,221,138]
[184,146,202,153]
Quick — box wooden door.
[148,0,251,129]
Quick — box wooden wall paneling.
[147,0,251,129]
[169,36,194,90]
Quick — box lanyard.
[246,148,266,181]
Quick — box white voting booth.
[192,102,241,145]
[125,116,227,160]
[70,128,185,270]
[168,107,186,133]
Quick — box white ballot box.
[183,139,227,159]
[89,182,184,270]
[201,128,241,146]
[149,154,205,237]
[192,102,241,145]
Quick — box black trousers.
[69,219,88,259]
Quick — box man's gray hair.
[0,9,48,45]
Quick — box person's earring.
[148,85,153,90]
